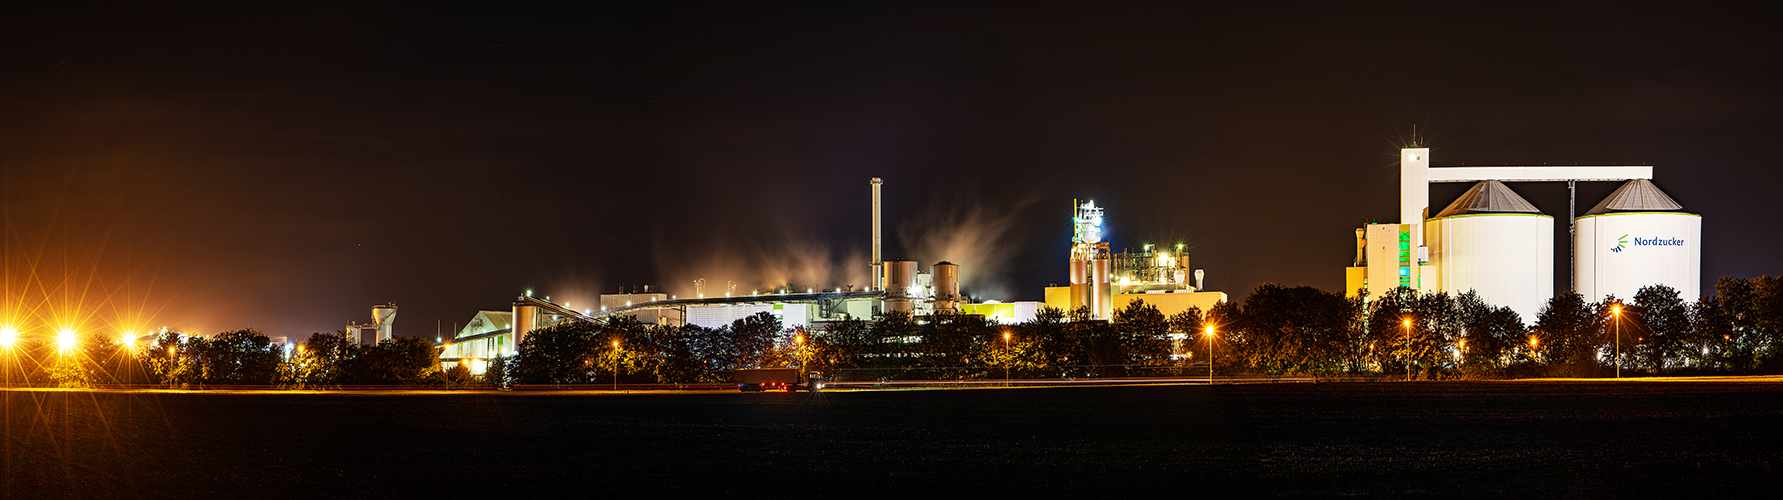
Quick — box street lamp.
[612,340,621,391]
[0,325,13,387]
[1003,331,1012,386]
[1205,326,1219,383]
[1612,304,1621,378]
[57,329,79,354]
[1402,318,1413,381]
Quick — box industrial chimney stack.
[871,177,883,291]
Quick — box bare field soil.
[4,381,1779,498]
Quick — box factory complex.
[1346,148,1701,322]
[436,179,1226,373]
[414,148,1703,374]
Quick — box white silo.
[1425,180,1554,323]
[1575,179,1700,302]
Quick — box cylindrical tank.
[1575,179,1700,303]
[933,261,961,313]
[1427,214,1554,322]
[1091,258,1112,320]
[1577,213,1700,302]
[884,260,917,297]
[883,260,918,314]
[1426,181,1553,323]
[511,303,539,354]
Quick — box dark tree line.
[504,302,1190,386]
[2,328,445,388]
[22,275,1772,388]
[500,276,1781,385]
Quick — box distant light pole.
[795,334,806,377]
[1205,326,1219,383]
[0,325,13,387]
[1003,331,1012,386]
[1402,318,1413,381]
[1612,304,1622,378]
[612,340,621,391]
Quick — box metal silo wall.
[1575,212,1702,303]
[1427,213,1554,324]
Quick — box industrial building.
[440,177,990,373]
[1346,148,1700,322]
[345,303,398,345]
[1043,200,1227,321]
[437,179,1235,374]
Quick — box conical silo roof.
[1433,180,1542,218]
[1584,179,1684,215]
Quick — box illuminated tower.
[1068,200,1112,320]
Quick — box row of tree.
[7,328,444,388]
[499,276,1781,385]
[11,275,1775,387]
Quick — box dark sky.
[3,1,1778,341]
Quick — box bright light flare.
[57,329,79,353]
[0,326,15,348]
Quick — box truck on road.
[734,368,824,392]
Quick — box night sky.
[3,1,1778,341]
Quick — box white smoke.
[897,191,1039,301]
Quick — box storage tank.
[932,261,961,314]
[372,303,398,342]
[883,260,918,314]
[511,302,539,353]
[1068,259,1088,314]
[1425,180,1554,323]
[1576,179,1700,303]
[1090,258,1112,320]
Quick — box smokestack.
[871,177,883,291]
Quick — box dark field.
[5,381,1780,498]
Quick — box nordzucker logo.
[1612,234,1684,253]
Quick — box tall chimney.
[871,177,883,291]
